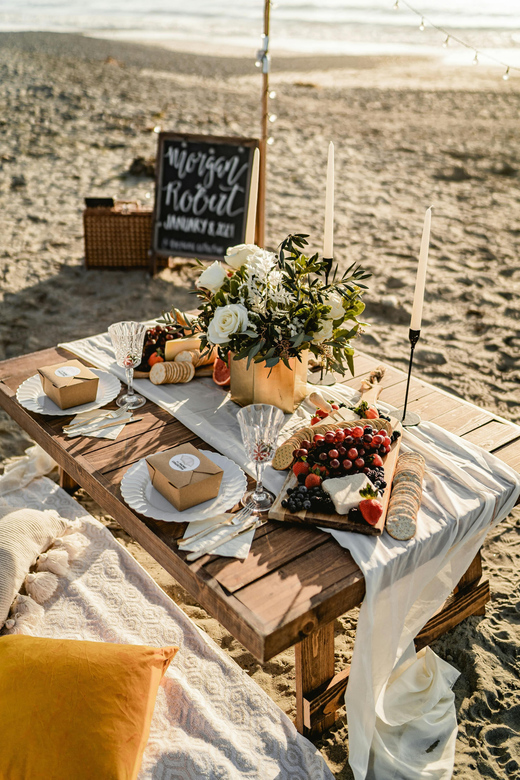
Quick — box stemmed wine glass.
[237,404,285,512]
[108,321,147,409]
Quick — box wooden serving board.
[269,434,402,535]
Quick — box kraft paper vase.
[229,352,309,414]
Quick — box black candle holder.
[393,328,421,427]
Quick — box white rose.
[326,291,345,320]
[207,303,250,345]
[196,261,228,294]
[225,244,259,270]
[312,319,334,344]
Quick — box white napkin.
[182,517,256,559]
[64,409,131,439]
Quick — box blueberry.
[303,500,311,509]
[298,486,308,493]
[287,487,294,495]
[281,499,288,508]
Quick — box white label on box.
[169,453,200,472]
[54,366,81,378]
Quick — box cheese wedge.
[164,337,202,361]
[322,474,376,515]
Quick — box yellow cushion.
[0,634,178,780]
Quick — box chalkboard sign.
[152,133,260,261]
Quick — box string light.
[393,0,519,80]
[269,90,277,99]
[268,114,277,122]
[267,137,275,145]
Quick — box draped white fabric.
[61,332,520,779]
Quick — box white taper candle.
[244,147,260,245]
[323,141,334,258]
[410,206,432,331]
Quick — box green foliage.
[165,236,371,377]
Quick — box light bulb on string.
[419,17,425,31]
[269,114,277,123]
[503,67,510,80]
[269,90,277,99]
[442,35,450,48]
[267,137,275,146]
[472,52,479,65]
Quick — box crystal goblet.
[237,403,285,512]
[108,321,147,410]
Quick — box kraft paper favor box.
[37,360,99,410]
[146,443,223,512]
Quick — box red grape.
[347,448,358,460]
[352,426,364,438]
[325,432,336,443]
[328,449,339,459]
[330,458,340,469]
[342,459,352,470]
[313,434,325,443]
[355,457,365,468]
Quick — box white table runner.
[60,331,520,779]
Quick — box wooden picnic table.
[1,345,519,738]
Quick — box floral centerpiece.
[171,235,370,411]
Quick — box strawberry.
[365,407,379,419]
[358,484,383,526]
[359,499,383,526]
[305,473,322,489]
[292,461,309,477]
[311,415,321,425]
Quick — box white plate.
[120,450,247,523]
[16,370,121,416]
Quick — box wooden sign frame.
[151,133,260,268]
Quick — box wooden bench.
[0,345,518,738]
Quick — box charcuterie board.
[269,434,402,535]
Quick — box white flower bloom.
[312,319,334,344]
[246,249,277,281]
[196,261,227,294]
[326,291,345,320]
[207,303,250,345]
[225,243,259,270]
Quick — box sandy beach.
[0,31,519,778]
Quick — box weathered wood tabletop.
[1,345,519,737]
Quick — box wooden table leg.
[295,622,336,738]
[59,467,79,494]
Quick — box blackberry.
[348,507,363,523]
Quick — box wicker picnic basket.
[83,201,153,269]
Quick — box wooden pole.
[257,0,270,248]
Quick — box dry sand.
[0,31,519,779]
